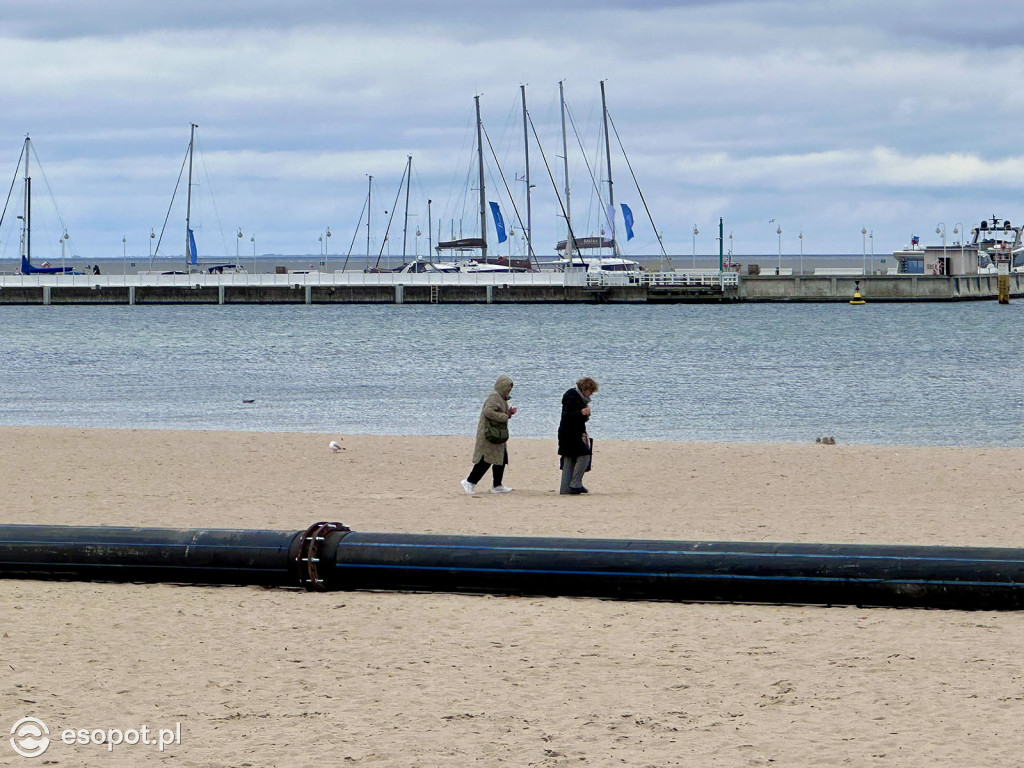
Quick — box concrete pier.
[0,271,1020,305]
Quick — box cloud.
[4,0,1024,258]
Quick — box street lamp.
[861,227,867,274]
[776,224,782,274]
[149,228,155,269]
[61,229,69,273]
[250,234,256,275]
[324,226,331,270]
[954,222,964,268]
[798,231,804,275]
[236,228,243,263]
[728,232,734,267]
[936,222,947,274]
[122,235,127,275]
[692,224,699,269]
[318,234,323,260]
[869,230,874,274]
[427,199,434,263]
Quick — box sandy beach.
[3,426,1024,766]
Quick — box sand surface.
[2,427,1024,766]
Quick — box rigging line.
[195,134,230,258]
[28,141,72,239]
[481,124,531,266]
[439,116,475,238]
[153,141,191,259]
[0,142,27,232]
[565,102,614,237]
[375,162,408,268]
[527,111,582,262]
[342,190,368,272]
[608,111,667,256]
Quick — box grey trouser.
[559,454,591,493]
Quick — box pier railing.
[0,270,588,289]
[0,269,740,290]
[585,271,740,288]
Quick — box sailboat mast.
[521,85,534,260]
[402,155,412,260]
[600,80,619,256]
[185,123,196,270]
[475,95,488,262]
[366,175,372,260]
[559,81,573,259]
[23,136,30,262]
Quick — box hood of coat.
[493,375,514,399]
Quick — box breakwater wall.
[0,272,1021,304]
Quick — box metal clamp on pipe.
[293,521,350,590]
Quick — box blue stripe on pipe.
[0,561,286,572]
[333,562,1021,587]
[0,540,289,551]
[335,541,1024,566]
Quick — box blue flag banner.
[489,201,507,244]
[621,203,635,241]
[188,229,198,264]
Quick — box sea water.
[1,302,1022,447]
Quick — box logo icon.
[10,718,50,758]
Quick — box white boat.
[972,215,1024,272]
[396,259,460,274]
[541,255,642,274]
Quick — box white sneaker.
[460,479,476,494]
[490,485,512,494]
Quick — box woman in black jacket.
[558,377,599,494]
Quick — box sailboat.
[434,96,533,273]
[2,135,78,275]
[547,81,647,277]
[151,124,241,274]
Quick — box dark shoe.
[567,486,586,495]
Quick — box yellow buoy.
[850,280,866,305]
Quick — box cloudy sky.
[3,0,1024,263]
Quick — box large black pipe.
[2,523,1024,610]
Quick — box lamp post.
[324,226,331,270]
[954,222,963,269]
[61,229,69,273]
[250,234,256,275]
[936,222,946,274]
[149,228,155,270]
[869,230,874,274]
[692,224,698,269]
[798,231,804,275]
[122,235,127,275]
[318,234,323,260]
[776,224,782,274]
[728,232,734,268]
[236,228,243,263]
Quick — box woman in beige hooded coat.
[461,375,517,494]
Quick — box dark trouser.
[467,449,507,487]
[559,454,591,494]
